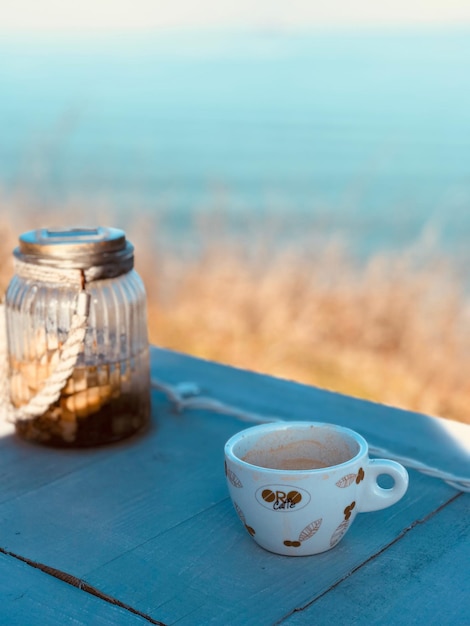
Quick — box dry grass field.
[1,207,469,424]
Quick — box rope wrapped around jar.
[1,227,150,447]
[0,260,90,423]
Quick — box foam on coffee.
[253,456,328,470]
[242,439,342,470]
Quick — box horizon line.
[2,21,470,37]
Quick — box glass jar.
[4,227,150,447]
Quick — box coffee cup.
[224,421,409,556]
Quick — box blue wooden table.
[1,347,469,625]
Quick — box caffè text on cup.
[256,485,311,511]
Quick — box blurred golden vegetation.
[1,208,469,424]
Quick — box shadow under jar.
[5,227,151,447]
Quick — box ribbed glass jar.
[4,227,151,447]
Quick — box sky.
[2,0,470,33]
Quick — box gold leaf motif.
[233,501,246,524]
[227,468,243,488]
[233,503,255,536]
[298,518,322,542]
[336,474,357,488]
[330,520,350,548]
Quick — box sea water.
[1,28,469,261]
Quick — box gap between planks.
[275,491,464,625]
[0,547,167,626]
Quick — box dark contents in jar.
[11,352,150,447]
[15,390,150,447]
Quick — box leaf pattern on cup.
[330,519,350,548]
[233,501,246,523]
[226,467,243,488]
[298,518,323,542]
[284,518,323,548]
[233,501,256,537]
[335,474,357,488]
[225,461,243,489]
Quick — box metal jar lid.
[14,227,134,280]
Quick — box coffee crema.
[239,436,355,471]
[254,457,329,471]
[242,448,329,471]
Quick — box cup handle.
[358,459,409,512]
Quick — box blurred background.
[1,1,470,422]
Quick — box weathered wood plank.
[0,551,155,625]
[149,348,470,480]
[79,470,458,625]
[0,348,467,624]
[0,400,231,575]
[0,433,117,506]
[0,347,467,509]
[0,386,458,577]
[280,493,470,626]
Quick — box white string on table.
[151,377,470,493]
[1,260,468,493]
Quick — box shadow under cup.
[224,422,409,556]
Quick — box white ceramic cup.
[224,421,409,556]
